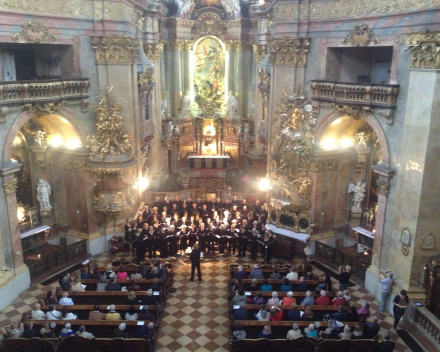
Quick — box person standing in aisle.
[190,244,202,282]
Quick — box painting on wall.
[193,36,225,111]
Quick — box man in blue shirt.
[233,302,248,320]
[378,272,393,312]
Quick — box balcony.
[0,78,90,107]
[311,80,399,109]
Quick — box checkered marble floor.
[0,251,415,352]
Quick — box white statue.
[221,0,241,17]
[179,91,192,119]
[226,91,239,120]
[176,0,192,15]
[347,181,366,212]
[36,179,52,210]
[161,98,170,120]
[33,130,46,146]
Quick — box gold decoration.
[92,36,141,64]
[3,178,18,195]
[93,187,134,214]
[23,102,64,117]
[343,24,379,47]
[268,37,309,66]
[62,159,73,170]
[194,12,225,36]
[73,161,86,172]
[274,4,299,21]
[13,21,56,43]
[406,30,440,69]
[86,87,133,162]
[421,233,436,250]
[253,44,269,64]
[309,161,326,172]
[271,204,313,234]
[335,104,372,118]
[167,40,193,50]
[144,42,166,62]
[376,179,390,196]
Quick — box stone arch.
[315,110,391,167]
[3,108,88,164]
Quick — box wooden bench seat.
[56,291,162,305]
[230,337,378,352]
[5,335,152,352]
[24,319,152,339]
[80,279,164,292]
[230,267,303,279]
[228,278,321,291]
[230,291,335,300]
[236,304,340,320]
[40,304,160,321]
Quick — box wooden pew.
[238,304,340,320]
[230,266,300,279]
[56,291,162,306]
[24,319,151,339]
[230,320,358,339]
[5,336,152,352]
[230,291,335,300]
[316,339,378,352]
[40,304,160,321]
[80,278,164,293]
[228,278,321,291]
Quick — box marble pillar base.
[350,210,362,227]
[0,265,30,311]
[40,209,53,224]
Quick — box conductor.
[190,244,202,282]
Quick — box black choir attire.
[135,229,147,261]
[200,206,211,225]
[179,227,189,253]
[188,226,198,248]
[125,222,133,242]
[227,227,238,254]
[250,231,260,261]
[238,228,249,257]
[167,227,178,256]
[145,228,155,259]
[223,201,232,212]
[393,293,409,329]
[207,225,217,253]
[213,200,223,213]
[218,227,228,253]
[198,226,208,252]
[158,228,168,258]
[190,246,202,282]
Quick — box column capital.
[92,36,141,64]
[373,164,395,196]
[0,162,22,178]
[252,44,269,64]
[406,30,440,69]
[268,37,309,66]
[144,41,166,62]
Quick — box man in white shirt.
[46,304,62,319]
[76,325,95,339]
[286,267,298,280]
[59,292,74,305]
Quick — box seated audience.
[301,290,315,306]
[97,275,107,292]
[252,291,266,305]
[125,306,138,321]
[267,291,280,306]
[332,291,347,306]
[320,321,339,339]
[302,306,315,321]
[127,280,141,291]
[304,270,314,280]
[91,264,101,279]
[117,265,129,280]
[107,277,122,292]
[59,273,72,291]
[148,278,161,292]
[235,265,247,280]
[126,291,138,305]
[270,268,280,280]
[40,323,52,338]
[80,266,90,280]
[231,278,244,292]
[287,303,302,321]
[131,268,142,279]
[138,306,154,321]
[249,278,258,291]
[269,306,283,321]
[232,289,247,306]
[249,264,263,279]
[286,267,298,280]
[343,289,351,302]
[364,316,380,338]
[105,304,122,320]
[71,276,85,292]
[89,305,105,320]
[232,324,246,340]
[31,303,46,320]
[260,279,273,292]
[8,322,23,338]
[254,304,270,321]
[332,305,348,322]
[59,323,75,337]
[316,290,331,305]
[324,273,333,292]
[358,301,371,319]
[135,322,155,340]
[305,323,318,338]
[279,278,292,292]
[377,332,395,352]
[61,306,77,320]
[105,264,117,279]
[22,322,37,338]
[339,324,352,339]
[59,292,74,305]
[281,291,296,306]
[287,323,302,340]
[46,290,57,305]
[76,325,94,339]
[352,323,364,339]
[143,289,157,305]
[347,305,360,322]
[114,323,129,338]
[297,276,308,292]
[233,301,248,320]
[258,325,274,339]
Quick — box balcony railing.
[405,304,440,349]
[0,78,89,106]
[311,80,399,109]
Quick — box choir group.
[125,195,275,263]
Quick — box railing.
[0,78,89,105]
[314,241,369,286]
[311,80,399,109]
[27,239,88,280]
[413,306,440,344]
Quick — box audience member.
[107,277,122,292]
[260,279,272,292]
[76,325,94,339]
[117,265,129,280]
[286,267,298,280]
[364,316,380,338]
[233,301,248,320]
[281,291,296,306]
[270,268,280,280]
[135,322,154,340]
[114,323,129,338]
[22,322,37,338]
[302,306,315,321]
[279,278,292,292]
[305,323,318,338]
[267,291,280,306]
[379,272,394,312]
[46,290,57,305]
[131,268,142,279]
[254,304,270,321]
[231,278,244,292]
[31,303,46,320]
[61,306,77,320]
[287,303,302,321]
[252,291,266,305]
[232,289,247,306]
[258,325,274,339]
[105,304,122,320]
[343,289,351,302]
[269,306,283,321]
[235,265,247,280]
[71,276,85,292]
[332,305,348,322]
[332,291,347,306]
[320,321,338,339]
[97,275,107,292]
[59,322,75,337]
[347,305,360,322]
[249,264,263,279]
[316,290,331,305]
[8,322,23,338]
[358,301,371,319]
[352,323,364,339]
[232,324,246,340]
[127,280,141,291]
[301,290,315,306]
[59,273,72,291]
[324,273,333,292]
[105,264,117,279]
[339,324,352,339]
[89,305,105,320]
[297,276,308,292]
[249,278,258,290]
[148,278,161,292]
[377,332,395,352]
[59,292,73,305]
[143,289,157,305]
[138,306,154,321]
[287,323,302,340]
[125,306,138,320]
[80,266,90,280]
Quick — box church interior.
[0,0,440,351]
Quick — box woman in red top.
[117,265,128,280]
[269,306,283,321]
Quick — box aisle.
[156,256,230,352]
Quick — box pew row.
[234,304,340,320]
[55,291,162,306]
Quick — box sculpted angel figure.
[176,0,193,15]
[221,0,241,17]
[37,179,52,210]
[179,91,192,119]
[226,91,239,120]
[348,181,366,211]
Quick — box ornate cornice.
[144,42,166,62]
[252,44,269,63]
[92,36,141,64]
[194,12,225,36]
[406,30,440,69]
[376,179,390,196]
[225,40,252,50]
[23,102,65,117]
[13,21,56,43]
[3,178,18,195]
[268,37,309,66]
[167,39,193,50]
[335,104,372,119]
[343,24,379,47]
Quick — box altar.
[267,224,310,259]
[188,155,230,169]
